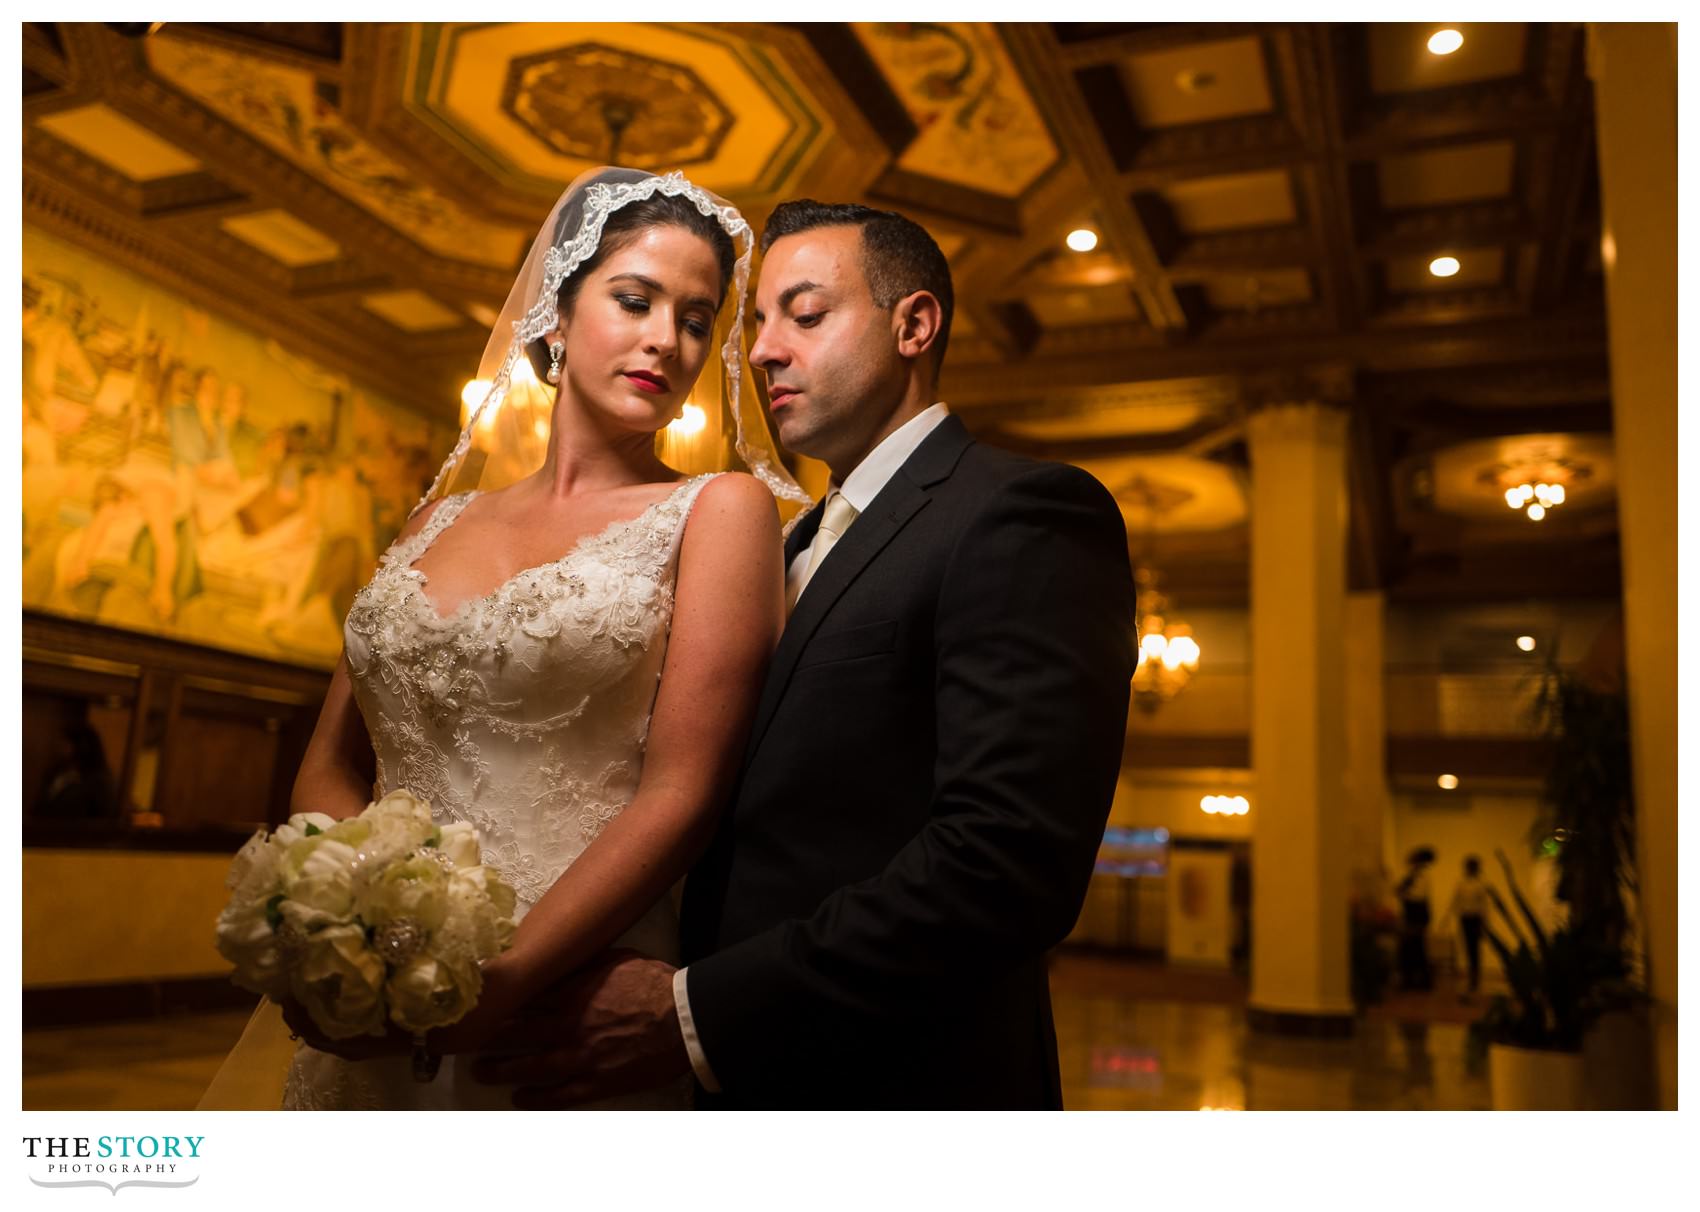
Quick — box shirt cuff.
[672,965,721,1094]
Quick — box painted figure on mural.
[20,230,457,667]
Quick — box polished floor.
[22,953,1490,1111]
[1051,954,1490,1110]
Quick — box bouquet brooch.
[215,790,516,1054]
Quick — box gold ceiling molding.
[145,33,528,269]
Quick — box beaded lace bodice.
[279,474,717,1111]
[343,473,718,915]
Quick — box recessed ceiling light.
[1517,635,1537,652]
[1429,255,1461,278]
[1428,29,1464,56]
[1438,774,1460,790]
[1067,228,1099,253]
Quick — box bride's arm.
[289,655,374,821]
[456,473,783,1042]
[290,499,441,821]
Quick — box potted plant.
[1470,850,1631,1109]
[1525,660,1654,1107]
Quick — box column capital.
[1239,364,1355,413]
[1244,398,1350,449]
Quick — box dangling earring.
[546,342,563,385]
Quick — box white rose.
[224,829,281,900]
[354,854,450,933]
[274,812,338,848]
[386,954,480,1033]
[436,821,480,868]
[290,924,388,1039]
[214,900,289,998]
[366,789,434,837]
[431,866,517,962]
[281,835,358,923]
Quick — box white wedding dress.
[274,473,721,1110]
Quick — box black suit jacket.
[679,414,1135,1108]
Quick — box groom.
[477,200,1136,1108]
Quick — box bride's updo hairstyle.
[523,175,738,383]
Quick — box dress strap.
[663,473,724,568]
[385,492,476,571]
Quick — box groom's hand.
[471,948,690,1108]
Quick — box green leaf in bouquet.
[305,823,323,836]
[264,893,286,930]
[424,827,442,849]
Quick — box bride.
[200,167,810,1109]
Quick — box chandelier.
[1131,565,1200,713]
[1504,480,1566,521]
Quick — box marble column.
[1589,22,1678,1110]
[1244,393,1355,1033]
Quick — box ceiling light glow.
[1428,29,1464,55]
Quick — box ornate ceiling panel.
[395,23,824,201]
[1118,35,1275,127]
[36,103,202,179]
[19,20,1616,604]
[1159,169,1297,233]
[1407,432,1614,524]
[1367,23,1527,94]
[852,22,1058,200]
[145,35,529,268]
[219,210,342,267]
[1074,455,1250,533]
[1377,141,1515,209]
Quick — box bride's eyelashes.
[615,293,712,339]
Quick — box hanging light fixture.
[1125,477,1201,712]
[1504,480,1566,521]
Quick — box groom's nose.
[749,324,785,372]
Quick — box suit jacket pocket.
[794,619,899,670]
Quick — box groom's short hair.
[761,200,955,369]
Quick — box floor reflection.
[22,954,1490,1111]
[1052,954,1490,1110]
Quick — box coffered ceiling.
[21,21,1616,606]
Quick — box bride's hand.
[422,960,526,1056]
[277,996,410,1061]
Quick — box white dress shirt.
[673,401,951,1092]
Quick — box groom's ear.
[892,289,943,364]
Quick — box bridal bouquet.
[215,790,517,1040]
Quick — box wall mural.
[22,224,456,668]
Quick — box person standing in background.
[1445,855,1491,998]
[1395,847,1436,992]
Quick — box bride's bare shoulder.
[389,494,452,545]
[681,472,781,552]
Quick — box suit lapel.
[745,415,973,763]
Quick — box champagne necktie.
[788,490,859,610]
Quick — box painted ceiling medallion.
[502,44,734,168]
[409,23,819,198]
